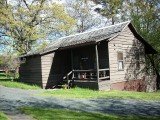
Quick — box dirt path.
[4,111,36,120]
[0,85,160,120]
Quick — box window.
[117,52,124,70]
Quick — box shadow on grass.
[0,74,6,77]
[0,79,12,82]
[0,78,19,82]
[20,107,118,120]
[3,96,160,116]
[1,93,160,119]
[20,107,160,120]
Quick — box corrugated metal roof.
[22,21,130,57]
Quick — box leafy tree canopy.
[66,0,101,32]
[92,0,124,24]
[0,0,76,55]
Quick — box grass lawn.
[1,71,160,100]
[0,72,41,90]
[0,112,10,120]
[20,107,160,120]
[40,87,160,100]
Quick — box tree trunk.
[147,54,160,90]
[111,17,114,25]
[156,73,160,90]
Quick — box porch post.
[71,49,74,78]
[71,49,73,70]
[95,44,99,83]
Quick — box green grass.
[0,81,41,90]
[0,72,9,79]
[40,87,160,100]
[1,71,159,100]
[0,112,10,120]
[0,72,41,90]
[20,107,160,120]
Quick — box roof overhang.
[20,21,157,58]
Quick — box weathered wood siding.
[41,50,71,88]
[20,50,72,89]
[99,80,110,90]
[19,56,42,86]
[108,26,145,87]
[41,53,54,88]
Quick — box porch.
[62,40,110,90]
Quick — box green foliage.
[0,112,9,120]
[129,0,160,51]
[93,0,123,24]
[39,87,160,100]
[0,0,76,55]
[0,55,19,80]
[128,0,160,88]
[0,56,7,66]
[20,107,160,120]
[66,0,98,33]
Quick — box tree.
[65,0,100,32]
[0,54,19,79]
[127,0,160,89]
[92,0,123,25]
[0,0,76,55]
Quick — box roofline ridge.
[21,21,131,57]
[46,21,131,49]
[53,21,131,41]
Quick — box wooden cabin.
[19,21,157,91]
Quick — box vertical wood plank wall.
[108,26,145,87]
[41,50,72,88]
[19,56,42,87]
[41,53,55,88]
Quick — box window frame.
[117,52,124,71]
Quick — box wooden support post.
[66,74,70,89]
[71,49,73,70]
[71,49,74,78]
[95,44,99,83]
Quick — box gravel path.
[0,85,160,119]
